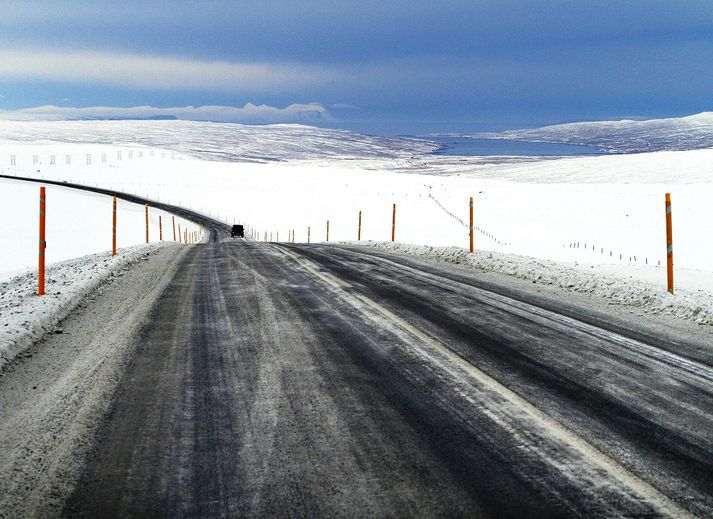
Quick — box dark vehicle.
[231,224,244,238]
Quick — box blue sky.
[0,1,712,134]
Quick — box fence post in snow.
[358,210,362,241]
[178,223,182,244]
[469,196,474,253]
[391,203,396,242]
[308,226,311,244]
[38,186,46,296]
[159,215,163,241]
[172,216,176,241]
[112,196,117,256]
[665,193,674,294]
[145,204,149,244]
[326,220,330,242]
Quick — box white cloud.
[0,48,339,93]
[0,103,333,124]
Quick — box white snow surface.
[342,241,713,326]
[475,111,713,153]
[0,119,711,356]
[0,177,197,281]
[0,119,437,163]
[0,244,172,371]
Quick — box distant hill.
[473,112,713,153]
[0,119,438,162]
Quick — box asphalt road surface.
[66,241,712,516]
[1,176,712,517]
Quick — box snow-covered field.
[0,177,197,281]
[0,118,711,337]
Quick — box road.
[1,175,712,517]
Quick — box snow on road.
[0,176,197,368]
[344,241,713,325]
[0,244,174,371]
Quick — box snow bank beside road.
[0,243,174,371]
[343,241,713,326]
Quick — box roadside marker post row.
[665,193,674,294]
[469,196,474,253]
[38,186,46,296]
[358,210,362,240]
[112,196,117,257]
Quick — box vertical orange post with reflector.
[172,216,176,241]
[358,210,362,240]
[112,196,117,256]
[326,220,330,242]
[391,203,396,242]
[145,204,149,243]
[469,196,474,253]
[665,193,674,294]
[38,186,46,296]
[159,215,163,241]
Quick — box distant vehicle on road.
[231,224,244,238]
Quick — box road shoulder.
[0,244,191,518]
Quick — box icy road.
[1,184,712,518]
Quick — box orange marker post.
[112,196,117,256]
[326,220,330,242]
[178,223,182,243]
[38,186,46,296]
[358,210,362,241]
[469,196,474,253]
[172,216,176,241]
[665,193,674,294]
[391,203,396,242]
[144,204,149,243]
[159,215,163,241]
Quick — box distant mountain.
[474,112,713,153]
[0,120,438,162]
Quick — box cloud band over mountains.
[0,103,332,124]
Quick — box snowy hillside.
[0,120,437,163]
[474,112,713,153]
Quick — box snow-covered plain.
[0,177,197,281]
[0,118,711,330]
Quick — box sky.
[0,0,712,134]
